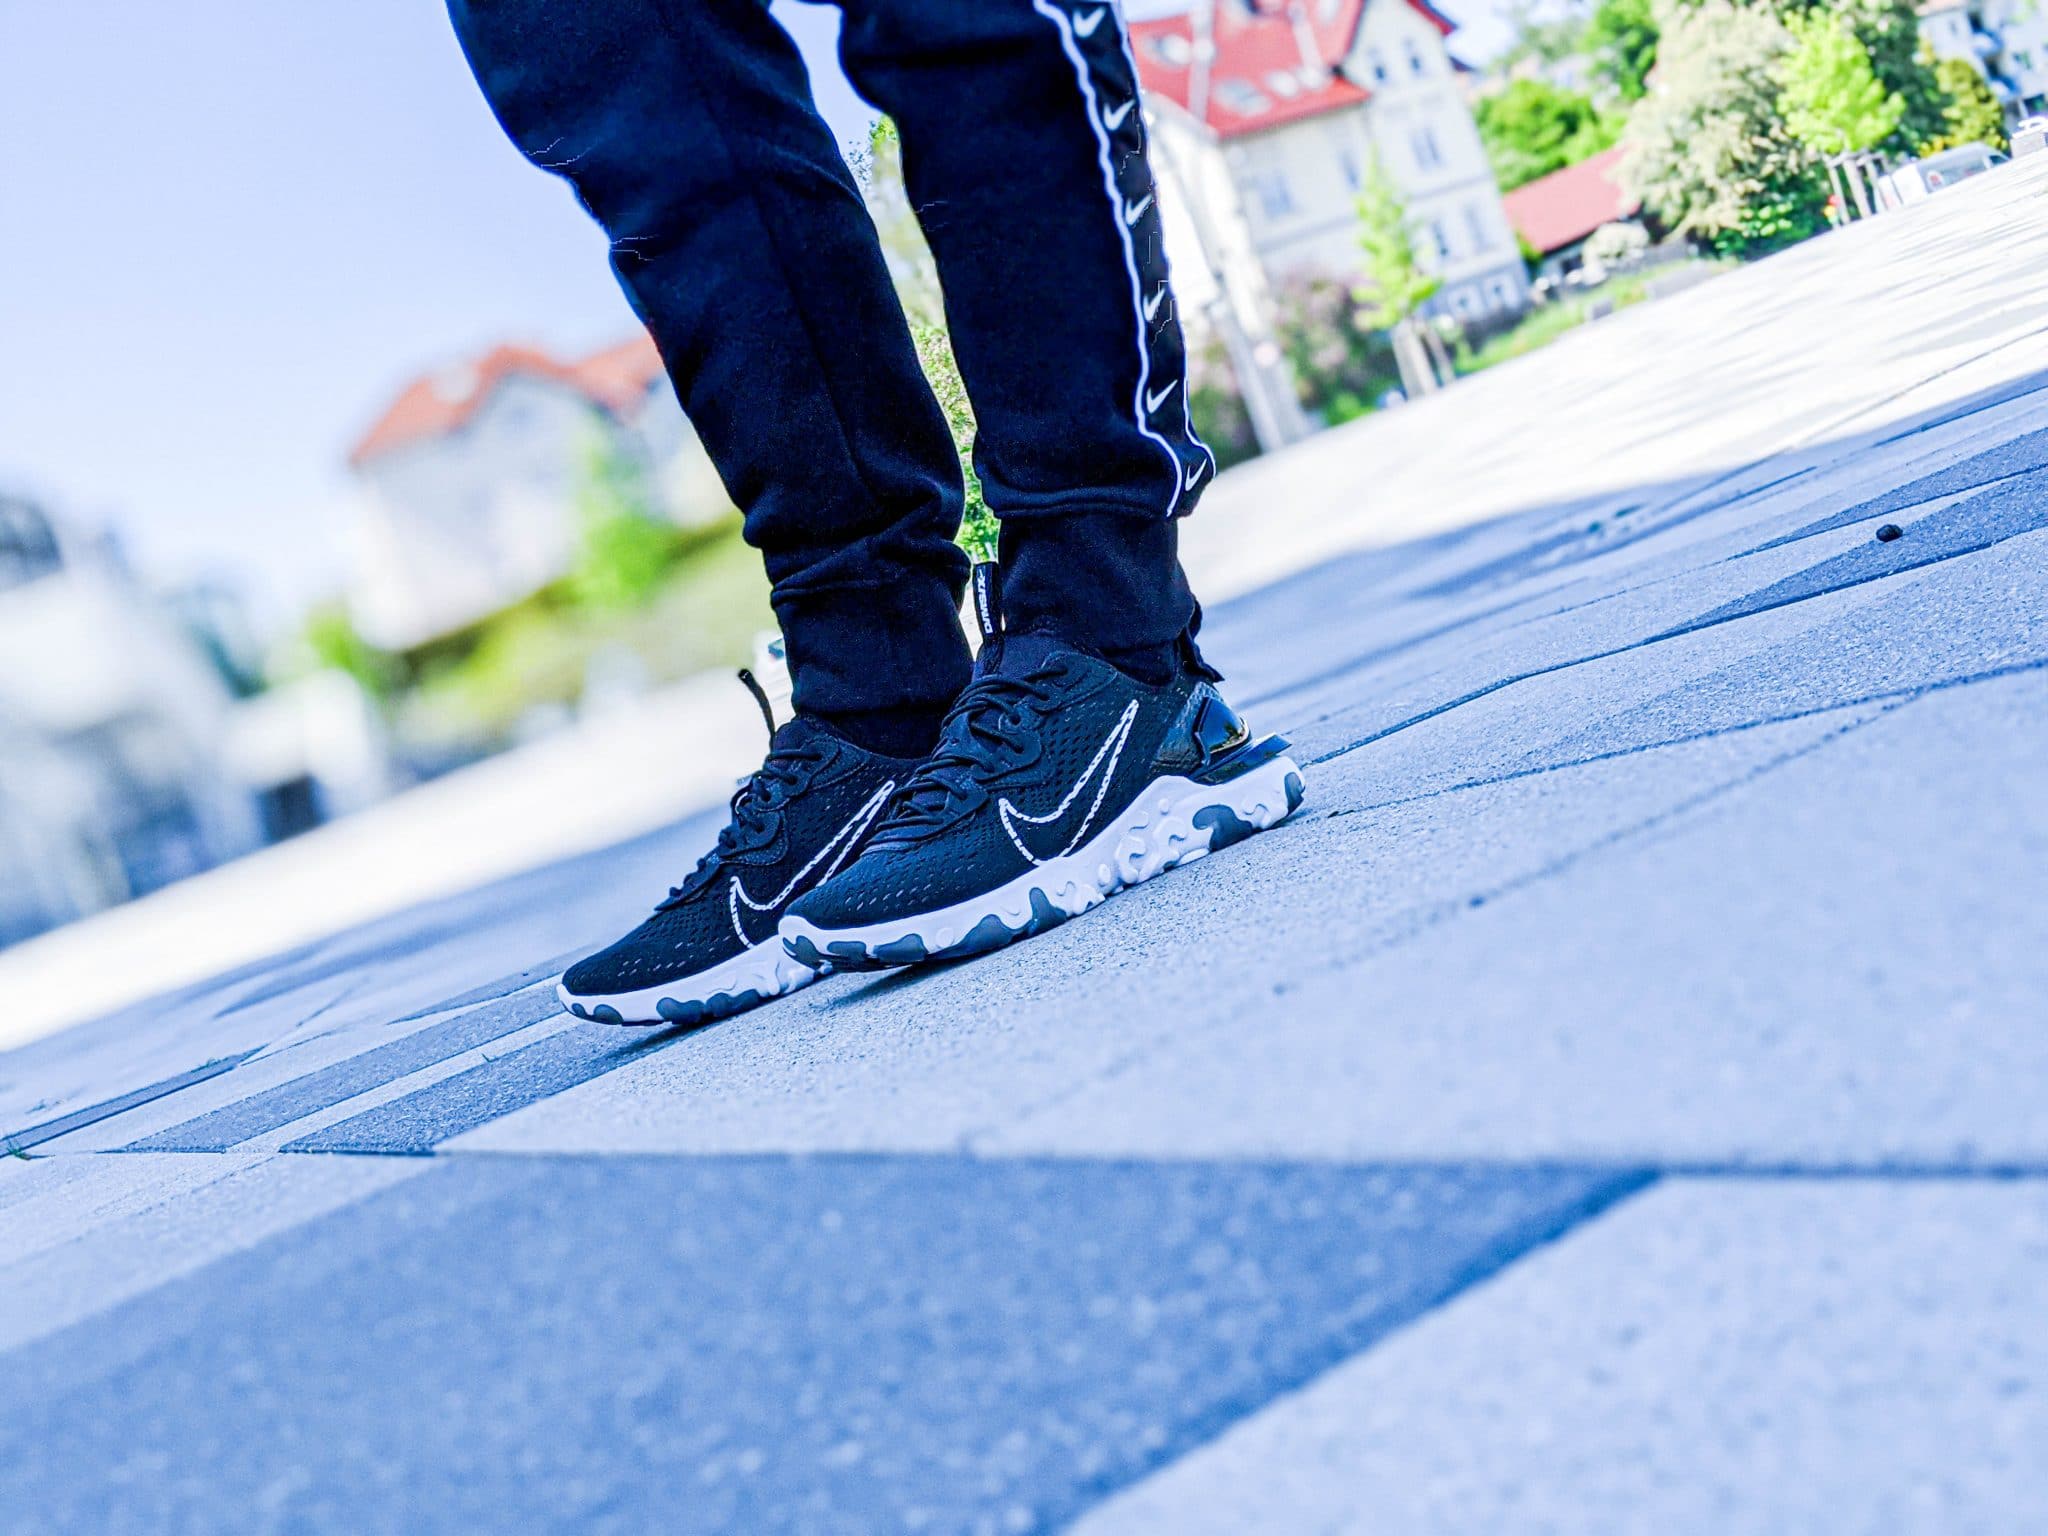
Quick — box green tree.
[911,323,997,562]
[1586,0,1660,101]
[1497,0,1594,71]
[1620,0,1828,254]
[1355,158,1441,329]
[1270,274,1402,426]
[302,603,400,700]
[851,118,943,326]
[1355,159,1450,394]
[1827,0,1949,154]
[1921,53,2010,152]
[563,434,680,614]
[1476,79,1623,190]
[856,118,1001,562]
[1776,10,1904,156]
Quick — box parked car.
[1875,143,2008,208]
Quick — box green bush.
[1273,274,1403,422]
[300,603,401,700]
[911,323,998,563]
[562,434,689,614]
[1476,80,1624,192]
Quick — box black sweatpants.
[444,0,1216,740]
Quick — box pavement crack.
[980,703,1900,1151]
[1303,523,2042,767]
[1,1052,260,1155]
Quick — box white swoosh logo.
[727,780,894,944]
[1123,193,1154,226]
[1184,457,1209,490]
[1102,99,1136,132]
[1144,284,1169,322]
[999,701,1139,866]
[1073,6,1108,37]
[1144,379,1180,414]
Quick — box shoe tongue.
[770,716,833,754]
[978,630,1074,679]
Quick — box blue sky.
[0,0,1507,624]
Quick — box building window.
[1450,288,1478,319]
[1487,274,1519,310]
[1365,47,1389,83]
[1428,220,1452,260]
[1245,169,1296,221]
[1412,124,1444,171]
[1464,205,1492,251]
[1404,39,1428,76]
[1214,79,1273,116]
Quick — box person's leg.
[444,0,971,752]
[781,0,1311,973]
[834,0,1217,683]
[445,0,974,1024]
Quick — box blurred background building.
[1918,0,2048,118]
[1137,0,1528,320]
[346,335,731,652]
[1131,0,1530,447]
[0,493,391,947]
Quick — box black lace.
[882,670,1059,835]
[661,738,828,906]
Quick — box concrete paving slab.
[1288,504,2047,777]
[3,1153,267,1267]
[1179,159,2048,607]
[451,706,1879,1158]
[1075,1178,2048,1536]
[0,1156,1640,1536]
[0,814,719,1152]
[2,1050,257,1154]
[992,666,2048,1166]
[126,986,565,1153]
[0,1152,423,1355]
[285,1019,672,1155]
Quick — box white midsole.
[780,754,1302,962]
[556,933,815,1023]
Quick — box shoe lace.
[661,736,828,907]
[881,669,1059,836]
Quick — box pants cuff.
[999,511,1196,659]
[775,575,971,722]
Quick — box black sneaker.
[779,634,1305,971]
[558,712,918,1025]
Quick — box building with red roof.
[1500,146,1642,278]
[346,336,728,650]
[1130,0,1527,380]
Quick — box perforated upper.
[789,649,1206,928]
[562,723,918,995]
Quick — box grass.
[1454,261,1728,378]
[1455,299,1594,375]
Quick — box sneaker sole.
[780,745,1306,973]
[557,934,817,1026]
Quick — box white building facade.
[1132,0,1529,362]
[0,497,268,945]
[347,338,731,652]
[1919,0,2048,120]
